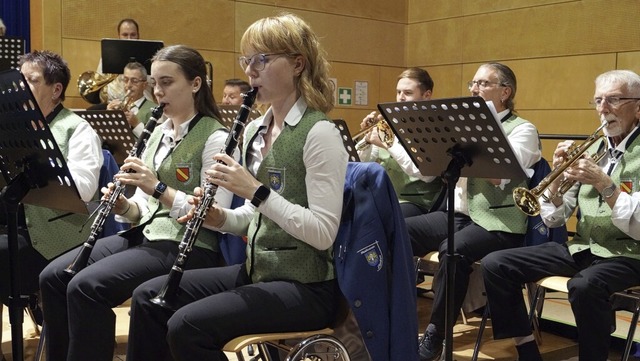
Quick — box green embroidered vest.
[242,109,335,283]
[135,99,158,127]
[25,108,97,260]
[569,135,640,260]
[467,115,532,234]
[137,115,223,252]
[377,148,443,209]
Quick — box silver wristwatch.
[600,183,616,199]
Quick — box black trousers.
[0,229,48,305]
[39,227,221,361]
[127,264,338,361]
[482,242,640,361]
[405,211,524,331]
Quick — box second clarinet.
[150,87,257,310]
[64,104,165,276]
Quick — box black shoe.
[419,324,443,361]
[28,293,43,326]
[515,341,542,361]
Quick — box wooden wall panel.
[618,52,640,75]
[61,0,235,51]
[33,0,640,140]
[274,0,407,23]
[408,0,574,22]
[408,1,640,66]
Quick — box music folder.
[101,39,164,74]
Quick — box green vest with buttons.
[467,114,532,234]
[137,115,223,252]
[135,99,158,128]
[242,109,335,283]
[25,108,97,260]
[569,135,640,260]
[377,148,443,210]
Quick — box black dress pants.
[482,242,640,361]
[406,211,524,331]
[39,227,221,361]
[127,264,338,361]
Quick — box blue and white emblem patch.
[358,241,383,271]
[268,168,285,193]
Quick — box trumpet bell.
[512,186,540,216]
[78,71,118,104]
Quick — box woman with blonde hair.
[126,13,348,361]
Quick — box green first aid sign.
[338,87,352,106]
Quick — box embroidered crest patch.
[621,179,633,194]
[176,163,192,183]
[358,241,383,271]
[268,168,285,193]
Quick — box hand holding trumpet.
[354,111,394,151]
[551,140,611,195]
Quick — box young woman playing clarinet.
[39,44,234,361]
[126,13,348,361]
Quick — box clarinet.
[150,88,257,310]
[64,104,165,276]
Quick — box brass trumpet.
[512,122,608,216]
[353,118,395,151]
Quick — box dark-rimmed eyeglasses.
[123,77,145,85]
[590,96,640,108]
[467,80,505,90]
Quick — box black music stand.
[332,119,360,162]
[217,104,262,129]
[76,109,136,164]
[0,37,25,71]
[379,97,526,361]
[0,69,90,361]
[101,39,164,74]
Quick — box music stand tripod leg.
[442,148,472,361]
[1,172,32,361]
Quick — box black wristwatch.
[152,181,167,199]
[251,185,271,207]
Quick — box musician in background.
[221,78,251,105]
[0,18,5,36]
[39,45,234,361]
[0,50,102,359]
[357,67,442,217]
[414,63,541,360]
[126,13,347,361]
[482,69,640,361]
[96,18,140,103]
[107,61,158,137]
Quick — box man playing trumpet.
[107,62,158,138]
[356,67,443,217]
[482,69,640,361]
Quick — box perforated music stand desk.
[379,96,526,361]
[332,119,359,162]
[76,110,135,164]
[217,104,262,129]
[0,69,89,361]
[0,37,25,72]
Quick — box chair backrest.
[334,162,418,361]
[524,158,568,246]
[219,194,247,265]
[98,149,129,237]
